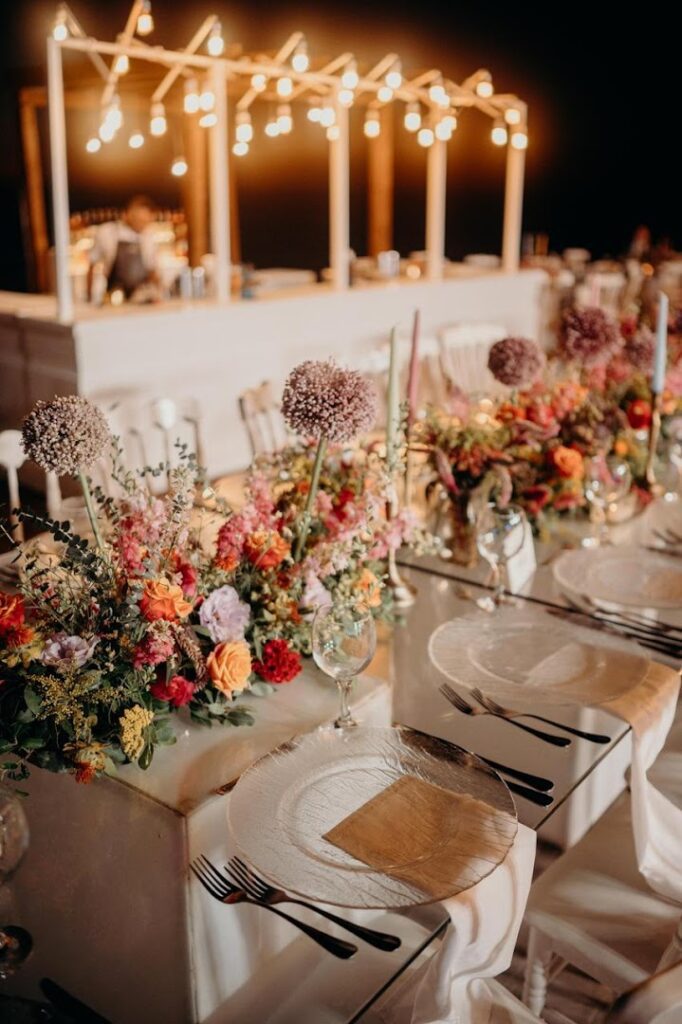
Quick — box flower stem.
[294,436,327,562]
[78,470,105,551]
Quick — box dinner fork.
[439,682,570,748]
[224,856,401,951]
[190,856,357,959]
[470,689,611,744]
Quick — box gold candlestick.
[645,392,664,496]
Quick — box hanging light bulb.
[277,76,293,98]
[251,72,267,92]
[504,106,521,126]
[475,71,493,98]
[149,101,167,136]
[435,118,452,141]
[99,120,116,143]
[404,102,421,132]
[307,99,322,123]
[364,109,381,138]
[86,137,101,154]
[265,110,280,137]
[232,141,249,157]
[184,78,200,114]
[510,127,528,150]
[199,88,215,111]
[417,126,434,148]
[385,59,402,90]
[128,130,145,149]
[341,59,359,90]
[171,155,188,177]
[114,49,129,76]
[207,22,224,56]
[291,40,309,73]
[377,85,393,103]
[429,79,449,108]
[338,88,354,108]
[319,105,335,128]
[199,112,218,128]
[136,0,154,36]
[53,5,69,41]
[236,111,253,143]
[491,119,508,146]
[277,103,292,134]
[441,112,457,132]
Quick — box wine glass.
[475,503,527,609]
[0,785,31,978]
[583,454,632,546]
[312,604,377,729]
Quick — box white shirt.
[89,221,158,276]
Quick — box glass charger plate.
[429,606,649,709]
[553,545,682,609]
[227,726,517,909]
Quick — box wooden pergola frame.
[43,1,529,323]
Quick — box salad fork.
[470,689,611,744]
[439,682,570,748]
[224,856,401,951]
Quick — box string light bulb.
[207,22,224,56]
[86,137,101,153]
[114,50,129,75]
[199,112,218,128]
[491,119,508,146]
[128,130,145,149]
[184,79,200,114]
[364,109,381,138]
[404,102,421,132]
[236,111,253,143]
[53,6,69,41]
[435,118,452,141]
[341,60,359,90]
[232,141,248,157]
[99,121,116,143]
[475,71,493,98]
[385,59,402,90]
[265,114,280,137]
[338,88,354,107]
[149,101,167,136]
[417,126,434,148]
[510,127,528,150]
[251,72,267,92]
[377,85,393,103]
[171,155,188,177]
[307,100,322,123]
[277,76,293,98]
[504,106,521,125]
[291,40,309,73]
[277,103,292,134]
[441,112,457,132]
[319,105,335,128]
[136,0,154,36]
[327,125,340,141]
[199,88,215,112]
[429,80,449,108]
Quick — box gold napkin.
[598,661,681,737]
[323,775,517,899]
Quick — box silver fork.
[224,856,401,951]
[439,682,570,747]
[190,856,357,959]
[470,689,611,744]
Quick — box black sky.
[0,0,679,291]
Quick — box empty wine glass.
[312,604,377,729]
[583,454,632,546]
[0,785,31,978]
[476,503,527,609]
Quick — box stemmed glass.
[312,604,377,729]
[583,454,632,546]
[475,503,527,610]
[0,785,31,978]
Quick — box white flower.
[301,574,333,620]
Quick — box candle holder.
[644,391,664,496]
[385,498,417,608]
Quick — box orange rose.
[0,594,26,637]
[206,640,252,696]
[215,549,240,573]
[549,445,584,480]
[139,578,193,622]
[356,568,382,611]
[244,530,290,571]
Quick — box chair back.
[238,382,287,459]
[607,961,682,1023]
[439,322,509,397]
[0,429,62,542]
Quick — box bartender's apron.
[108,239,148,297]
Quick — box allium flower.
[22,396,110,475]
[41,633,99,672]
[624,326,655,372]
[487,337,544,388]
[253,639,302,684]
[559,307,621,367]
[281,359,377,442]
[199,585,251,644]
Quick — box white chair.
[522,769,682,1017]
[238,381,288,459]
[439,322,509,397]
[0,429,62,543]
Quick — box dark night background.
[0,0,679,293]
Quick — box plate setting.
[553,545,682,610]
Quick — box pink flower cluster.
[215,473,280,571]
[115,494,166,575]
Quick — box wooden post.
[229,139,241,268]
[181,114,208,267]
[425,138,447,281]
[208,62,230,302]
[367,105,394,256]
[19,93,49,293]
[328,99,350,290]
[502,142,525,272]
[46,38,73,323]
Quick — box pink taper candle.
[406,309,421,431]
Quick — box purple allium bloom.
[624,326,656,372]
[22,396,110,475]
[199,585,250,644]
[487,336,544,387]
[559,307,621,367]
[41,633,99,672]
[281,360,377,442]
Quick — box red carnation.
[172,553,198,599]
[150,674,196,708]
[253,639,301,684]
[626,399,652,430]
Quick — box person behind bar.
[88,195,160,302]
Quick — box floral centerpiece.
[0,364,427,786]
